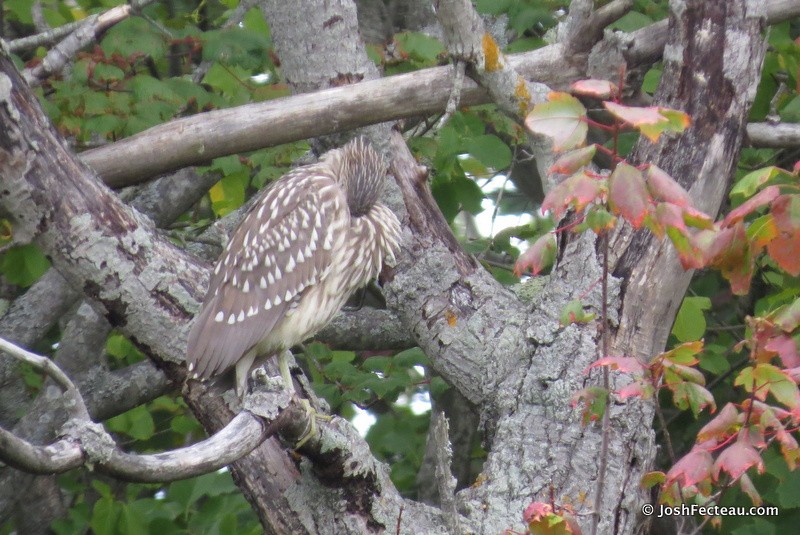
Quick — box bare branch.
[746,122,800,148]
[560,0,634,55]
[23,5,133,86]
[0,336,89,420]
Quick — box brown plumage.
[187,138,401,396]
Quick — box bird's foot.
[293,399,332,449]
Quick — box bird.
[186,137,402,401]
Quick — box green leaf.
[93,63,126,83]
[394,31,445,63]
[393,347,429,367]
[559,299,596,326]
[730,166,794,203]
[0,244,50,287]
[106,405,155,441]
[91,497,120,535]
[465,135,512,169]
[672,296,711,342]
[84,114,124,137]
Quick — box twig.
[590,232,611,535]
[24,4,134,86]
[437,60,466,129]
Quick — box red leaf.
[541,170,603,219]
[708,222,754,295]
[549,145,597,175]
[767,231,800,277]
[523,501,553,523]
[604,102,690,141]
[589,356,646,374]
[645,165,692,207]
[770,194,800,234]
[570,79,619,99]
[712,434,764,481]
[723,185,780,227]
[765,335,800,368]
[655,202,687,233]
[608,163,650,228]
[616,382,646,400]
[514,233,557,276]
[667,447,713,487]
[697,403,739,443]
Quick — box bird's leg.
[277,349,331,449]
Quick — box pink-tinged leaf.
[747,399,800,469]
[730,166,795,202]
[640,471,666,490]
[773,298,800,332]
[608,163,650,228]
[514,233,557,276]
[525,92,588,151]
[738,473,763,506]
[549,145,597,175]
[570,79,619,99]
[589,356,646,374]
[604,102,690,142]
[541,170,603,219]
[667,447,713,487]
[723,185,781,228]
[712,434,764,481]
[616,381,654,400]
[765,335,800,368]
[645,165,693,207]
[697,403,739,443]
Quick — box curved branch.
[101,411,270,482]
[0,409,276,482]
[0,337,89,420]
[0,428,83,474]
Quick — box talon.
[294,399,332,449]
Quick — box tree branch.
[77,0,795,190]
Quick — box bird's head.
[325,137,387,217]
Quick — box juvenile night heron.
[187,137,401,398]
